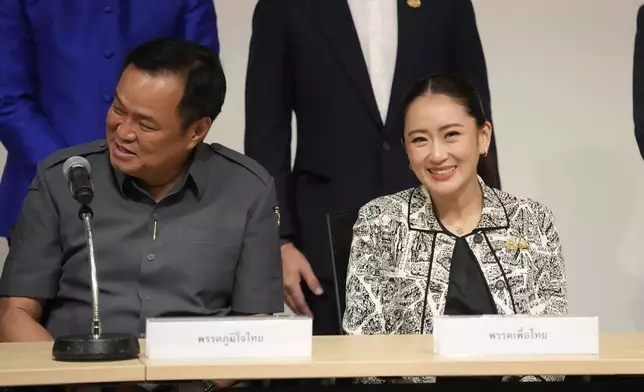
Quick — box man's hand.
[281,243,323,317]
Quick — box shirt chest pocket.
[170,227,244,303]
[178,227,243,244]
[176,226,243,278]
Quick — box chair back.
[325,208,359,334]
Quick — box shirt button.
[103,94,112,103]
[103,50,114,59]
[103,6,113,13]
[382,141,390,152]
[147,253,156,261]
[144,295,151,301]
[495,280,506,290]
[473,233,483,244]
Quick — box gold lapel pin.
[273,206,281,226]
[505,233,530,251]
[407,0,421,8]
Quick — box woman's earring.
[480,149,488,157]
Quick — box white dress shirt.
[347,0,398,123]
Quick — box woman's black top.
[439,232,501,384]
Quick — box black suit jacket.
[245,0,498,279]
[635,4,644,159]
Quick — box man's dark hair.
[121,38,226,130]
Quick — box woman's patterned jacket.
[342,177,567,383]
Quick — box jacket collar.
[407,176,510,233]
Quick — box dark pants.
[304,278,341,336]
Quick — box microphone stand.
[52,204,140,361]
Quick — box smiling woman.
[403,73,498,194]
[401,73,495,235]
[342,73,568,384]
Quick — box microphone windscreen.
[63,156,92,181]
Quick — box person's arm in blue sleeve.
[0,0,65,166]
[181,0,220,54]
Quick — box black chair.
[325,208,360,386]
[270,210,359,388]
[325,208,359,335]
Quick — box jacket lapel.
[310,0,382,127]
[407,186,442,232]
[478,183,511,230]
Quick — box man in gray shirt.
[0,38,284,350]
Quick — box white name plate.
[145,315,312,360]
[433,315,599,357]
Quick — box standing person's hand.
[281,243,323,316]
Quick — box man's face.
[105,65,205,184]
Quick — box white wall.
[475,0,644,331]
[1,0,643,330]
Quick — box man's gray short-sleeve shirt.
[0,140,284,337]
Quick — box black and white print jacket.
[342,177,568,383]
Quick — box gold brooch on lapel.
[273,206,281,226]
[505,233,530,251]
[407,0,421,8]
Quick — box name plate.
[145,315,312,360]
[433,315,599,357]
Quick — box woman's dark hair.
[400,73,500,189]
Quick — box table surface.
[144,333,644,381]
[0,340,144,386]
[4,333,644,386]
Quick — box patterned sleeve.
[342,205,386,336]
[536,207,568,316]
[513,207,568,383]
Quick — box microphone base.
[52,332,140,362]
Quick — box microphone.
[63,156,94,206]
[52,157,139,362]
